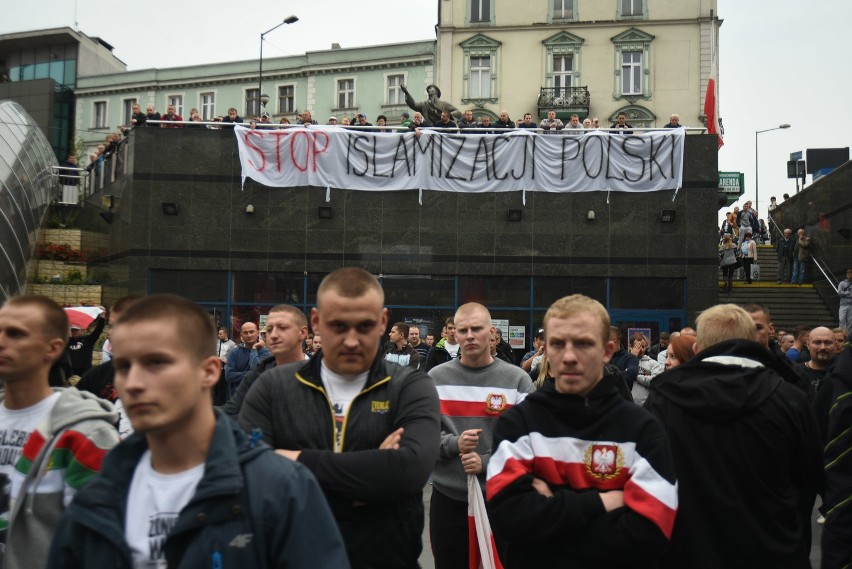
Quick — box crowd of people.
[2,266,851,568]
[120,98,686,134]
[718,197,820,289]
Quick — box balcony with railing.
[537,86,590,119]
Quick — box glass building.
[0,100,55,298]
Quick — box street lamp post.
[754,123,791,215]
[259,15,299,117]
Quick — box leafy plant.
[65,269,85,284]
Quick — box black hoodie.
[645,339,821,569]
[487,373,676,568]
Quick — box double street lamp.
[258,15,299,117]
[754,123,791,215]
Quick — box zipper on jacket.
[295,373,339,451]
[338,376,392,452]
[210,539,223,569]
[296,372,393,452]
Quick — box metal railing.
[812,254,840,293]
[537,86,591,109]
[145,119,705,134]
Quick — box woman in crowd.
[719,234,738,294]
[665,335,695,370]
[740,231,757,284]
[534,355,551,390]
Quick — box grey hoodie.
[5,387,118,569]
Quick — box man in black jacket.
[608,326,639,389]
[776,227,796,283]
[240,268,440,568]
[64,306,106,377]
[222,304,309,416]
[645,304,821,569]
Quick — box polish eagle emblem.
[484,392,507,415]
[584,443,625,481]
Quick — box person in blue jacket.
[48,294,348,569]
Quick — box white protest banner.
[234,126,684,194]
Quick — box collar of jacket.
[532,373,622,423]
[66,410,263,545]
[295,349,391,389]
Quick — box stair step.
[715,278,837,330]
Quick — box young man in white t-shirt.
[0,295,119,569]
[48,294,348,569]
[425,317,460,370]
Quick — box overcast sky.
[3,0,849,221]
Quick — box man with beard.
[794,326,837,400]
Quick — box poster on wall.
[404,317,433,338]
[509,326,526,349]
[627,327,652,344]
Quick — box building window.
[278,85,294,114]
[471,0,491,22]
[621,52,642,95]
[542,31,585,104]
[470,57,491,98]
[386,75,404,105]
[337,79,354,109]
[621,0,643,16]
[553,55,573,92]
[200,92,215,120]
[611,28,654,101]
[94,101,107,129]
[553,0,574,20]
[460,34,501,104]
[167,95,183,117]
[245,88,260,117]
[122,98,136,126]
[618,0,645,19]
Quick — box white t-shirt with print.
[320,361,368,452]
[445,342,460,359]
[125,450,205,569]
[0,391,62,550]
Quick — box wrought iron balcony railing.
[537,86,590,110]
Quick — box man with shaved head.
[428,303,533,568]
[794,326,837,400]
[240,267,440,568]
[224,321,270,397]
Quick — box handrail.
[812,254,839,293]
[143,119,706,134]
[767,213,784,242]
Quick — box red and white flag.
[704,23,724,149]
[467,474,503,569]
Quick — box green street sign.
[718,171,744,207]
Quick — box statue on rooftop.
[400,84,461,126]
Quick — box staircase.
[718,245,837,332]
